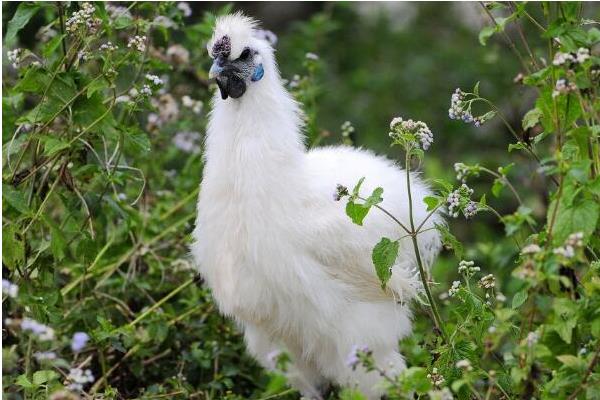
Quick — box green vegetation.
[2,2,599,399]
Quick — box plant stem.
[405,151,448,344]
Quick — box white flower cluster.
[2,279,18,298]
[428,387,454,400]
[463,201,478,219]
[552,78,577,98]
[7,48,22,69]
[427,367,445,387]
[454,163,470,182]
[65,3,100,34]
[553,232,584,259]
[288,74,302,88]
[182,95,203,114]
[449,89,484,127]
[526,331,539,347]
[447,184,474,218]
[145,74,164,86]
[448,280,461,297]
[458,260,480,276]
[173,131,201,154]
[479,274,496,289]
[21,318,55,341]
[34,351,57,361]
[66,368,95,392]
[455,359,473,371]
[128,35,147,52]
[341,121,355,139]
[521,243,541,255]
[389,117,434,150]
[552,48,590,66]
[140,85,152,97]
[99,42,118,52]
[106,4,132,20]
[167,44,190,65]
[177,2,192,17]
[305,52,319,61]
[71,332,90,352]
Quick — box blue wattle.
[251,64,264,82]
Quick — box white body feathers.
[191,14,442,398]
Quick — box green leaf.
[2,224,25,271]
[5,3,41,43]
[556,355,587,372]
[346,201,369,226]
[479,26,496,46]
[43,137,70,157]
[15,374,35,389]
[511,290,528,309]
[42,34,66,59]
[491,178,505,197]
[522,108,543,130]
[352,177,366,198]
[435,223,463,259]
[363,187,383,207]
[423,196,440,211]
[508,142,528,152]
[3,183,30,214]
[372,237,399,289]
[552,198,599,245]
[32,370,59,385]
[473,81,480,96]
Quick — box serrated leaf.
[15,374,34,389]
[2,224,25,271]
[372,237,399,289]
[42,33,66,59]
[552,199,599,245]
[3,183,30,214]
[511,289,528,309]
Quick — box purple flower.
[71,332,90,352]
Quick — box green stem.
[405,150,448,344]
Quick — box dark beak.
[210,57,247,100]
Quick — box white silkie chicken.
[191,13,442,399]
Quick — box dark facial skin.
[212,36,256,100]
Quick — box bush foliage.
[2,2,600,399]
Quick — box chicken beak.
[209,61,223,79]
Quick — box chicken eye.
[239,48,251,60]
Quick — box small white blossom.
[166,44,190,65]
[181,95,203,114]
[389,117,434,150]
[127,35,147,52]
[346,344,370,369]
[140,84,152,97]
[448,280,461,297]
[526,331,539,347]
[177,2,192,17]
[34,351,57,361]
[455,359,473,371]
[552,78,577,98]
[427,368,446,387]
[145,74,164,86]
[71,332,90,352]
[65,3,100,34]
[66,368,95,392]
[153,16,175,28]
[553,232,584,259]
[479,274,496,289]
[2,279,18,298]
[305,52,319,60]
[21,318,55,341]
[7,48,22,69]
[99,41,118,52]
[106,4,132,20]
[576,47,590,63]
[173,131,201,154]
[521,244,541,255]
